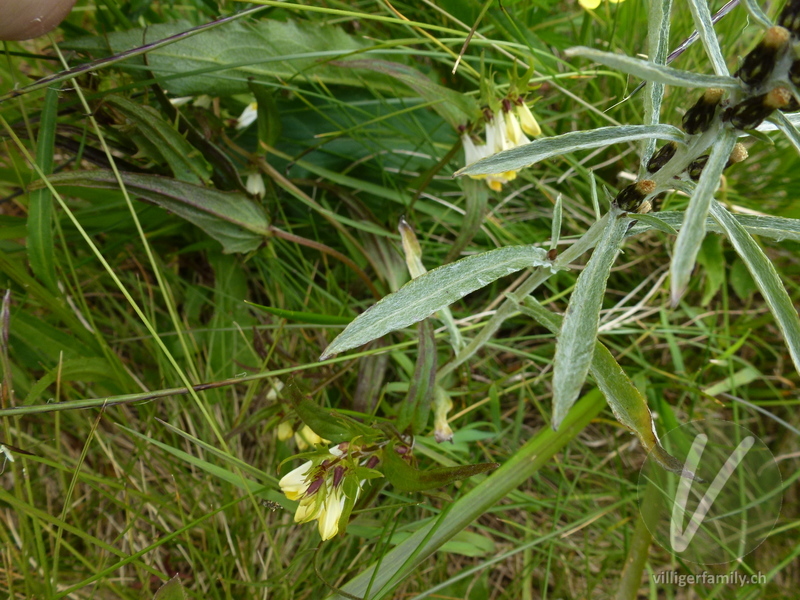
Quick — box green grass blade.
[456,125,685,177]
[325,390,606,600]
[670,130,736,303]
[551,208,629,430]
[770,111,800,156]
[27,86,59,292]
[565,47,737,89]
[321,246,552,359]
[710,201,800,374]
[628,210,800,242]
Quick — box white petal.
[236,102,258,130]
[279,461,312,500]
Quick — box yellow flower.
[276,421,294,441]
[580,0,624,9]
[295,425,328,450]
[516,102,542,137]
[278,460,313,501]
[318,485,346,541]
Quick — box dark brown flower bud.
[778,0,800,38]
[687,143,748,181]
[723,87,792,130]
[687,155,709,181]
[735,26,791,86]
[306,477,324,496]
[646,141,678,173]
[789,59,800,87]
[547,248,558,261]
[682,88,724,135]
[332,466,345,488]
[614,179,656,212]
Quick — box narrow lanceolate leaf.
[455,125,684,177]
[742,0,774,28]
[639,0,674,177]
[104,95,212,185]
[27,86,59,292]
[710,201,800,374]
[565,47,738,90]
[320,246,552,359]
[627,210,800,242]
[771,111,800,157]
[685,0,729,76]
[397,320,437,435]
[630,213,678,236]
[670,131,737,304]
[39,170,269,254]
[518,297,692,477]
[551,209,630,430]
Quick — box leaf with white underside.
[770,111,800,156]
[742,0,773,29]
[455,125,685,177]
[551,209,630,430]
[628,211,800,242]
[320,246,552,359]
[685,0,729,76]
[517,296,693,477]
[710,201,800,374]
[670,131,737,304]
[566,47,738,89]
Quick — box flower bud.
[433,387,454,443]
[504,110,530,146]
[723,87,792,130]
[735,26,791,86]
[687,143,748,181]
[614,180,656,212]
[646,141,678,173]
[276,421,294,441]
[399,217,426,279]
[682,88,724,135]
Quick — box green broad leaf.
[551,209,629,430]
[685,0,729,76]
[104,95,212,185]
[710,201,800,375]
[455,125,684,177]
[670,131,736,303]
[565,47,738,89]
[249,81,282,149]
[286,379,377,444]
[339,59,478,129]
[628,211,800,243]
[518,297,691,477]
[697,234,725,306]
[382,443,498,492]
[64,20,397,98]
[321,245,552,359]
[245,301,352,325]
[153,575,187,600]
[27,85,59,292]
[39,170,269,254]
[629,212,677,236]
[397,320,437,435]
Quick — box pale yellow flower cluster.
[278,445,360,541]
[462,102,541,192]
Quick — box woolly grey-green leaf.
[456,125,684,177]
[321,246,552,359]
